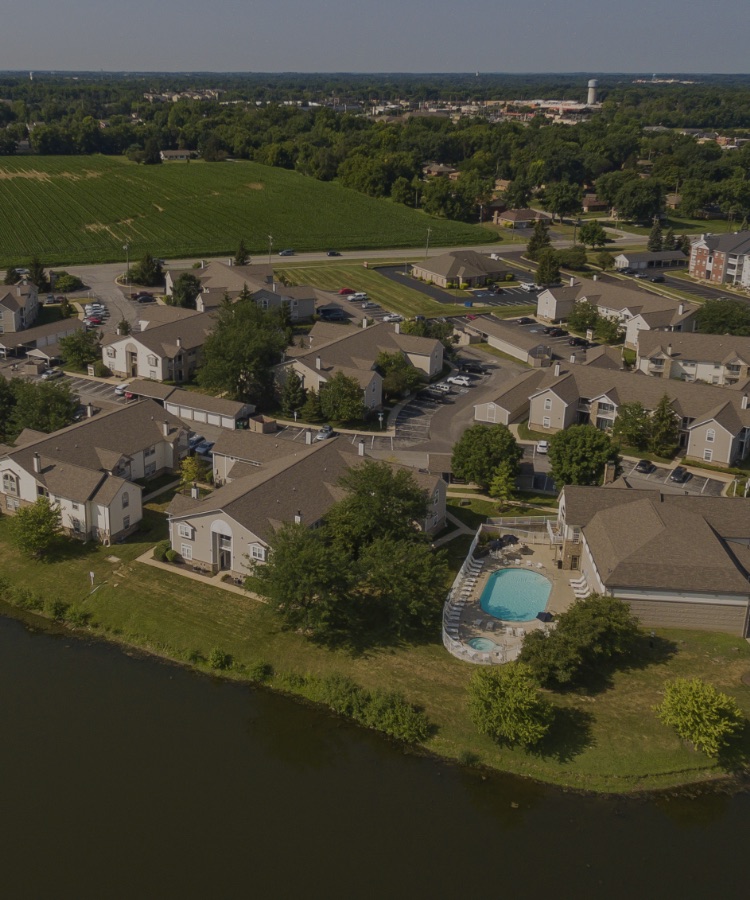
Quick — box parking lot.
[620,458,726,496]
[376,265,535,310]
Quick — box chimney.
[294,510,302,525]
[272,282,277,293]
[33,452,41,473]
[569,276,575,287]
[228,258,233,267]
[162,421,170,437]
[554,362,561,376]
[86,402,93,418]
[190,483,200,500]
[667,344,672,356]
[315,356,321,370]
[742,395,748,411]
[569,354,576,364]
[678,303,684,316]
[305,429,313,445]
[176,337,182,348]
[394,322,400,333]
[362,317,368,328]
[592,274,598,281]
[358,440,365,457]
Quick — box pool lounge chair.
[569,576,586,587]
[574,586,591,599]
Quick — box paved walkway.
[135,548,268,602]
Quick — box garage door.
[193,410,207,424]
[220,416,236,429]
[207,413,222,427]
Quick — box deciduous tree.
[9,379,78,435]
[319,372,364,422]
[280,369,306,416]
[468,662,553,748]
[612,401,651,451]
[9,496,62,559]
[451,423,523,490]
[547,424,620,486]
[579,220,608,249]
[167,272,202,309]
[655,678,744,758]
[59,328,101,369]
[649,394,680,457]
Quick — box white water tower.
[587,79,598,105]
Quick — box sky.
[3,0,750,74]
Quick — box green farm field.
[0,156,495,267]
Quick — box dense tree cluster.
[250,461,449,648]
[0,375,78,441]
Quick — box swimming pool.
[479,568,552,622]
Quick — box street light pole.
[123,243,130,287]
[268,234,273,266]
[425,226,432,260]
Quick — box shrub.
[153,540,171,562]
[655,678,745,758]
[164,548,180,563]
[318,674,368,718]
[12,587,44,611]
[248,661,273,683]
[54,273,84,292]
[0,575,11,599]
[208,647,233,670]
[187,649,205,664]
[66,608,93,627]
[93,362,112,377]
[361,690,430,743]
[47,599,70,622]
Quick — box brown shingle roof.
[637,330,750,366]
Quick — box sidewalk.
[135,548,268,602]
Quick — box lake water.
[1,609,748,899]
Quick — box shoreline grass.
[1,514,749,794]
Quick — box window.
[36,486,49,498]
[703,449,713,462]
[72,502,79,511]
[149,370,157,379]
[123,515,131,529]
[2,472,18,495]
[542,416,551,428]
[122,491,129,508]
[106,347,116,358]
[6,497,20,511]
[145,463,156,477]
[544,398,551,411]
[572,528,581,544]
[147,354,157,366]
[250,544,266,561]
[178,523,193,539]
[181,543,193,560]
[145,445,155,457]
[706,429,715,443]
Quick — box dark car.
[136,294,155,303]
[188,434,205,451]
[278,249,295,257]
[492,286,504,295]
[547,327,568,337]
[326,250,341,257]
[568,336,588,347]
[319,308,345,321]
[620,267,635,275]
[460,362,486,375]
[516,317,534,325]
[635,459,656,474]
[649,275,666,283]
[669,466,691,484]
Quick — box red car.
[85,316,102,325]
[338,287,355,295]
[466,314,478,321]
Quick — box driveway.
[620,458,726,496]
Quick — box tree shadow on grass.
[531,706,596,764]
[717,719,750,773]
[42,536,99,563]
[552,633,679,698]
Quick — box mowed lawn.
[278,262,498,318]
[0,156,495,267]
[2,511,750,793]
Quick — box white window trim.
[181,543,193,560]
[542,416,551,429]
[706,429,715,443]
[178,523,193,539]
[703,449,713,461]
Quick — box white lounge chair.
[535,562,544,569]
[570,575,586,587]
[574,587,591,599]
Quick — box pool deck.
[445,541,573,660]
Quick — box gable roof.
[415,250,506,280]
[693,231,750,256]
[466,315,552,352]
[637,330,750,366]
[115,312,216,359]
[211,430,303,467]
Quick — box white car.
[446,375,471,387]
[382,314,403,323]
[433,382,452,393]
[114,383,130,397]
[536,440,549,455]
[41,368,63,380]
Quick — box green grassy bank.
[1,510,749,794]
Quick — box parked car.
[278,249,295,256]
[361,301,377,309]
[520,282,538,293]
[351,292,368,302]
[516,317,534,325]
[568,336,588,347]
[649,275,666,283]
[194,439,215,456]
[326,250,341,257]
[55,295,65,303]
[319,309,345,321]
[84,317,103,326]
[45,294,56,305]
[492,286,504,295]
[460,362,486,375]
[314,425,334,441]
[338,287,355,295]
[669,466,691,484]
[382,314,403,322]
[536,440,549,455]
[41,368,63,380]
[446,375,471,387]
[136,294,155,303]
[635,459,656,474]
[546,327,568,337]
[466,314,478,320]
[633,272,649,279]
[114,383,130,397]
[620,267,635,275]
[188,433,205,451]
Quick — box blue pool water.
[468,637,497,651]
[479,568,552,622]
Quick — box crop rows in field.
[277,263,496,318]
[0,156,496,267]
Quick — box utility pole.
[267,234,273,266]
[425,226,432,260]
[123,243,130,287]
